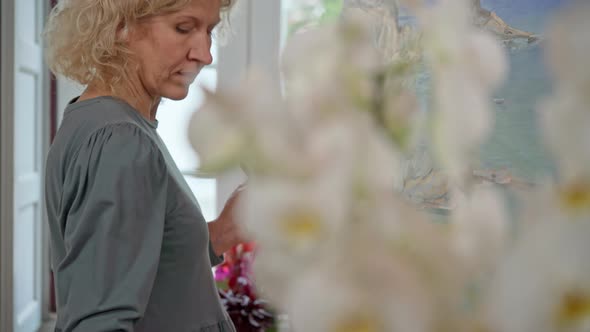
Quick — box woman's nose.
[188,34,213,65]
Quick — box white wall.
[56,76,83,124]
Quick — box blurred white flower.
[519,179,590,228]
[382,89,422,151]
[431,69,494,183]
[286,234,436,332]
[419,0,507,185]
[546,1,590,96]
[189,74,302,174]
[350,115,405,193]
[540,88,590,185]
[237,175,351,257]
[341,5,400,62]
[534,1,590,224]
[556,180,590,218]
[487,221,590,332]
[370,195,469,318]
[250,248,303,308]
[282,16,384,115]
[188,91,250,172]
[281,24,344,97]
[187,1,590,331]
[300,111,404,193]
[463,31,509,90]
[451,187,510,276]
[419,0,471,62]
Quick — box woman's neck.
[79,84,161,121]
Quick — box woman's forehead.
[172,0,222,23]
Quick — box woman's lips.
[176,71,199,84]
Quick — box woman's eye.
[176,26,191,34]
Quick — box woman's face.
[126,0,221,100]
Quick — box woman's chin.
[163,88,190,101]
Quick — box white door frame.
[41,0,54,322]
[215,0,282,209]
[1,0,52,330]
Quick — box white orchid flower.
[487,221,590,332]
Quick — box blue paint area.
[410,1,573,180]
[478,1,571,180]
[482,0,568,32]
[381,0,573,181]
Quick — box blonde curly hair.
[44,0,235,88]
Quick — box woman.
[43,0,243,331]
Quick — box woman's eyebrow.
[176,15,221,28]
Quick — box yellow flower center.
[333,316,380,332]
[280,211,323,241]
[555,291,590,328]
[560,183,590,212]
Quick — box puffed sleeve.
[55,123,168,332]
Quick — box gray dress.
[45,96,236,332]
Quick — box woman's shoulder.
[48,97,162,174]
[55,97,158,148]
[62,96,158,133]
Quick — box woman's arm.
[55,124,168,332]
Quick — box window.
[156,43,219,221]
[281,0,343,48]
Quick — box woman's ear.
[116,21,130,42]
